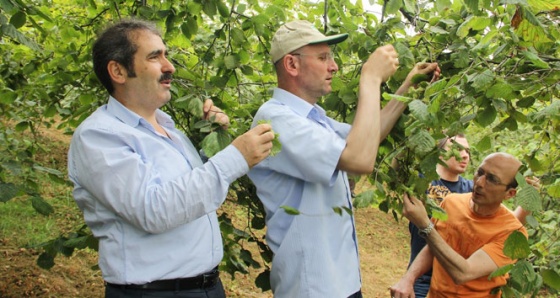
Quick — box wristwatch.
[418,222,434,238]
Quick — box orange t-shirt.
[428,193,528,297]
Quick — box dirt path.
[221,204,410,298]
[0,204,410,298]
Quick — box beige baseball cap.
[270,20,348,63]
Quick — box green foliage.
[279,205,300,215]
[1,0,559,295]
[257,119,282,156]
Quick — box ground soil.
[0,127,410,298]
[0,202,410,298]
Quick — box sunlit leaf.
[475,136,491,152]
[462,0,479,12]
[280,205,300,215]
[353,189,375,208]
[503,230,530,259]
[224,55,239,69]
[230,27,245,44]
[489,263,513,279]
[542,269,560,290]
[385,0,402,15]
[257,120,282,156]
[408,129,435,155]
[200,129,230,158]
[470,70,495,90]
[547,184,560,198]
[522,50,550,69]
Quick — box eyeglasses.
[291,52,335,63]
[438,137,471,156]
[474,167,510,187]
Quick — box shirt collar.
[272,88,326,119]
[106,96,175,129]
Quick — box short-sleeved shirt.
[429,193,528,297]
[408,177,474,270]
[248,88,360,298]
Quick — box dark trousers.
[105,278,226,298]
[413,275,431,298]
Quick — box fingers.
[389,283,414,298]
[233,124,276,168]
[252,124,275,153]
[252,123,273,135]
[202,98,230,128]
[415,62,440,79]
[525,176,541,189]
[363,44,399,82]
[203,99,213,113]
[403,193,420,206]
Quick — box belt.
[106,267,219,291]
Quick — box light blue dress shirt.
[68,97,248,284]
[248,88,361,298]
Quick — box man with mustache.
[391,152,529,298]
[68,19,275,298]
[248,20,441,297]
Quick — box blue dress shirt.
[68,97,248,284]
[248,88,361,298]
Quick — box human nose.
[329,59,339,73]
[163,57,175,73]
[474,173,487,186]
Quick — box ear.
[107,60,127,85]
[504,188,517,201]
[282,54,300,76]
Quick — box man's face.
[291,43,339,102]
[442,136,470,175]
[471,154,517,207]
[124,29,176,110]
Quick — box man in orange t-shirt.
[390,152,528,297]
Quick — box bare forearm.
[380,99,406,140]
[407,245,434,279]
[379,78,414,140]
[390,246,433,296]
[380,62,440,141]
[425,229,471,284]
[338,75,382,173]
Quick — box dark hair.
[506,177,519,190]
[92,19,161,94]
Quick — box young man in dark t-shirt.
[408,134,472,297]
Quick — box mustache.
[159,72,173,82]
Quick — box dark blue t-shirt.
[408,176,474,274]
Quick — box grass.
[0,169,83,249]
[0,197,62,246]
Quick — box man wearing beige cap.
[248,20,440,297]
